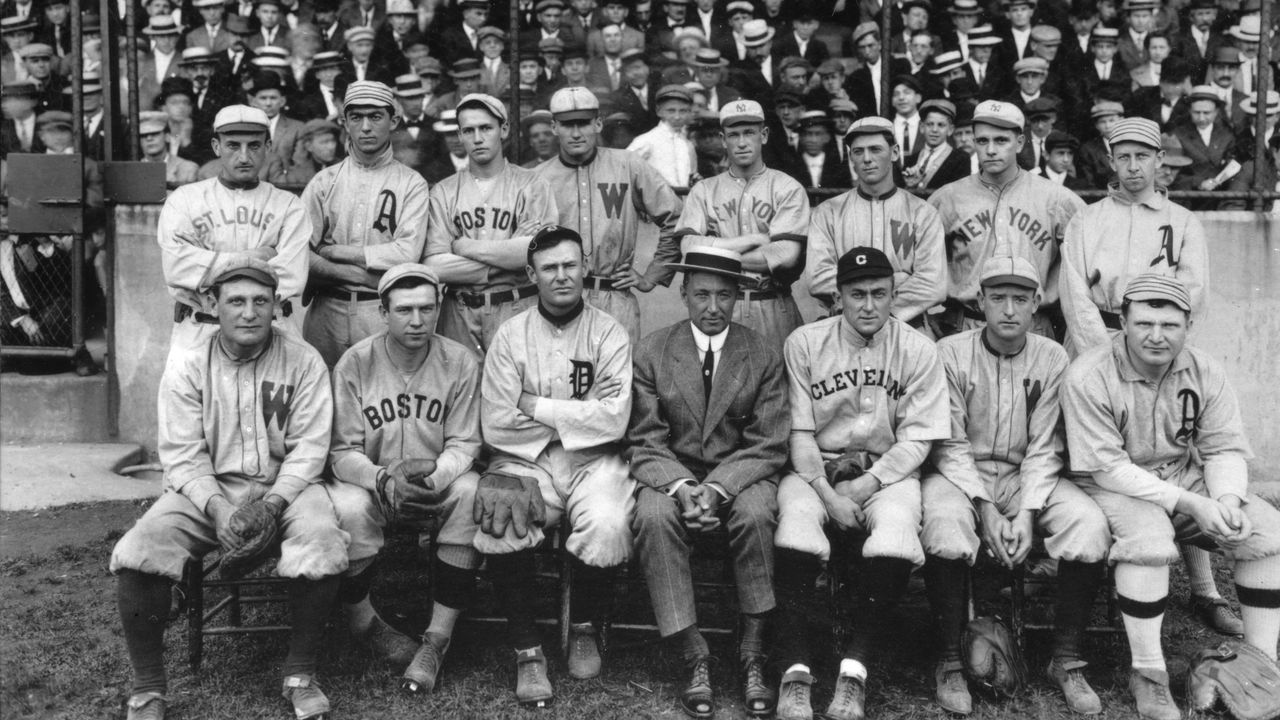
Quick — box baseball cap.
[851,21,878,43]
[972,100,1024,131]
[1043,129,1078,152]
[1013,57,1049,75]
[665,246,751,281]
[837,247,894,285]
[18,43,53,59]
[457,92,508,123]
[720,99,765,127]
[843,116,894,142]
[1123,273,1191,312]
[36,110,73,130]
[377,263,441,297]
[210,256,278,290]
[1030,24,1061,43]
[1108,117,1161,149]
[213,104,270,134]
[829,98,858,116]
[345,80,396,110]
[1090,99,1126,118]
[138,111,170,135]
[619,47,646,66]
[920,98,957,121]
[527,224,584,263]
[300,118,341,142]
[980,255,1040,291]
[817,58,846,76]
[550,86,600,120]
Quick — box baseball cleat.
[678,656,714,719]
[824,674,866,720]
[934,659,972,715]
[282,675,330,720]
[1047,658,1101,715]
[360,615,420,668]
[125,692,166,720]
[776,669,814,720]
[567,622,602,679]
[402,631,450,694]
[741,655,776,717]
[1189,595,1244,637]
[1128,667,1182,720]
[514,646,554,707]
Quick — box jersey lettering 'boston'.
[189,206,277,237]
[808,366,908,401]
[955,206,1055,250]
[361,393,447,430]
[450,199,527,235]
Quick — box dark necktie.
[702,345,714,401]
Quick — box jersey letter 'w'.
[262,381,296,430]
[597,183,629,219]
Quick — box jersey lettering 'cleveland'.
[808,366,908,401]
[361,393,447,430]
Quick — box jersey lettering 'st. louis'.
[956,206,1054,250]
[190,206,278,237]
[809,366,908,401]
[361,393,447,430]
[451,201,525,235]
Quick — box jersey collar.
[538,298,585,327]
[980,327,1027,358]
[838,315,889,349]
[856,184,898,201]
[1107,182,1168,210]
[558,147,598,167]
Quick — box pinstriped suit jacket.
[626,320,789,497]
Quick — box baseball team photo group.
[1,0,1278,718]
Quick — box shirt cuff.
[532,396,558,428]
[270,474,312,505]
[177,475,223,514]
[665,478,695,496]
[704,482,729,500]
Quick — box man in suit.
[186,0,233,53]
[997,0,1038,70]
[962,25,1006,97]
[1204,46,1249,133]
[337,0,383,32]
[2,16,38,84]
[247,0,290,50]
[683,0,727,55]
[905,99,970,189]
[435,0,488,61]
[806,58,855,110]
[247,70,304,176]
[0,80,44,154]
[849,22,910,119]
[771,2,829,67]
[689,48,740,112]
[612,47,657,133]
[476,26,510,96]
[339,26,395,85]
[1175,0,1222,82]
[1128,58,1192,131]
[728,18,779,102]
[312,0,348,50]
[587,6,642,57]
[292,49,346,119]
[786,110,851,189]
[521,0,573,52]
[890,74,926,169]
[1075,99,1122,188]
[1039,129,1091,189]
[139,17,183,110]
[1115,0,1157,73]
[1074,26,1128,106]
[373,0,423,60]
[584,23,625,91]
[1174,85,1241,207]
[644,0,688,55]
[218,14,257,79]
[628,246,788,720]
[1005,56,1050,110]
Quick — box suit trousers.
[632,480,778,636]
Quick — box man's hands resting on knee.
[1177,492,1251,549]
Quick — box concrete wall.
[112,206,1280,480]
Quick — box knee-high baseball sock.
[338,564,377,633]
[283,576,339,678]
[1235,556,1280,661]
[773,548,822,673]
[1053,560,1104,661]
[117,569,171,696]
[673,624,710,662]
[1114,563,1169,671]
[923,555,968,662]
[1182,545,1220,599]
[739,612,768,663]
[427,559,475,640]
[569,558,616,625]
[843,557,913,666]
[488,551,539,650]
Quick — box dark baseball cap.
[836,247,894,285]
[527,224,584,264]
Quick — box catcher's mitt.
[1188,640,1280,720]
[379,459,441,525]
[473,470,546,540]
[219,499,281,579]
[962,616,1028,697]
[823,453,863,486]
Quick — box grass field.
[0,499,1253,720]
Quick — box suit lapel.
[703,327,747,440]
[672,324,708,423]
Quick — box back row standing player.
[674,100,809,351]
[533,86,685,344]
[423,93,558,358]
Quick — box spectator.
[268,118,340,186]
[477,27,510,97]
[1204,46,1248,132]
[1,81,43,154]
[519,109,557,166]
[2,16,38,84]
[626,83,695,187]
[1075,99,1123,188]
[373,0,421,63]
[689,48,739,112]
[732,19,778,101]
[139,111,199,187]
[890,74,925,168]
[585,24,626,92]
[560,42,590,90]
[1233,90,1280,171]
[611,48,656,133]
[38,0,71,60]
[601,110,635,148]
[286,24,323,88]
[964,24,1007,100]
[776,56,812,97]
[219,15,256,79]
[1156,134,1197,192]
[156,77,216,166]
[773,2,828,66]
[1064,0,1100,63]
[1128,57,1191,131]
[186,0,233,53]
[17,43,62,113]
[849,22,909,118]
[1172,84,1241,208]
[1007,57,1050,110]
[293,49,345,120]
[587,1,643,58]
[1227,15,1261,96]
[1022,95,1063,171]
[1040,130,1091,189]
[1077,26,1128,107]
[645,0,687,54]
[829,99,857,162]
[945,0,984,61]
[247,70,303,175]
[1174,0,1223,81]
[998,0,1037,66]
[1224,132,1279,213]
[905,30,934,76]
[786,110,850,189]
[809,58,853,110]
[248,0,290,50]
[688,109,726,178]
[524,0,572,51]
[393,72,430,142]
[720,0,752,62]
[906,99,970,189]
[891,0,932,61]
[1116,0,1158,71]
[952,102,979,174]
[926,51,966,101]
[1130,31,1171,88]
[421,109,466,182]
[313,0,347,50]
[769,89,804,167]
[538,36,566,85]
[685,0,727,54]
[338,0,385,33]
[177,47,234,124]
[339,26,394,84]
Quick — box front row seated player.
[920,255,1110,716]
[1062,274,1280,720]
[772,246,950,720]
[325,263,486,694]
[110,258,348,720]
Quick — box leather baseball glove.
[824,453,864,486]
[473,470,546,540]
[1188,640,1280,720]
[962,616,1028,697]
[219,499,282,579]
[378,459,441,525]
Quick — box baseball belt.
[738,287,792,302]
[582,275,619,291]
[446,284,539,309]
[316,287,380,302]
[174,301,293,323]
[1099,310,1122,330]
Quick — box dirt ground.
[0,498,1263,720]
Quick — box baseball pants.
[775,472,925,565]
[584,287,641,346]
[734,295,803,352]
[1075,476,1280,566]
[109,477,350,582]
[436,294,537,359]
[326,473,483,574]
[921,472,1111,565]
[475,444,635,568]
[302,294,384,368]
[631,480,778,636]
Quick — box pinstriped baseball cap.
[1124,274,1191,312]
[1108,117,1161,150]
[344,80,396,111]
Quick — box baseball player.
[1062,274,1280,720]
[156,104,310,375]
[674,99,810,351]
[477,225,634,706]
[109,258,347,720]
[422,93,559,358]
[920,256,1111,717]
[772,247,950,720]
[928,100,1085,339]
[302,80,430,367]
[325,263,485,693]
[627,246,789,719]
[533,86,684,344]
[1057,117,1234,638]
[805,116,946,333]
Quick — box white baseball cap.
[549,86,599,121]
[213,104,270,134]
[719,99,765,127]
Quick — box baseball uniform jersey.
[533,147,684,342]
[929,170,1085,316]
[805,186,947,324]
[1059,189,1208,353]
[674,167,810,349]
[300,147,431,366]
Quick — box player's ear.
[525,263,537,285]
[500,122,511,140]
[760,125,769,145]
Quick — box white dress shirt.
[626,121,695,187]
[804,152,825,187]
[895,112,919,155]
[1012,26,1031,57]
[1095,59,1112,80]
[154,49,176,82]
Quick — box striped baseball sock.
[1235,556,1280,661]
[1114,563,1169,671]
